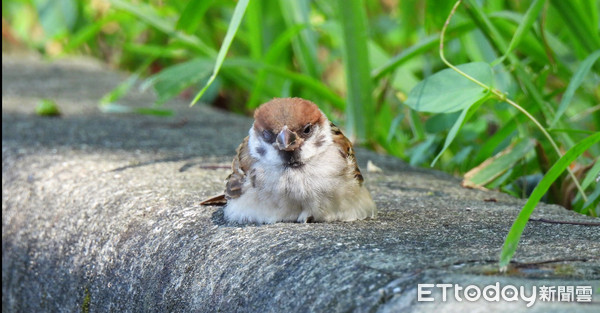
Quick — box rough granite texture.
[2,54,600,313]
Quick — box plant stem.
[439,0,588,202]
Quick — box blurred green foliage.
[35,98,61,116]
[3,0,599,217]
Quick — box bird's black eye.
[262,130,275,143]
[302,124,312,135]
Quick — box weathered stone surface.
[2,54,599,312]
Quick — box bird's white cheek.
[300,132,331,161]
[262,148,283,166]
[299,143,319,161]
[248,131,283,166]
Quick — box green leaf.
[499,132,600,269]
[493,0,546,66]
[190,0,250,106]
[548,128,597,136]
[175,0,215,34]
[371,21,475,79]
[580,186,599,215]
[575,160,599,215]
[550,50,600,127]
[405,62,493,113]
[100,58,154,106]
[109,0,214,56]
[431,109,469,166]
[431,96,489,166]
[99,104,173,116]
[474,116,518,165]
[336,0,374,142]
[245,0,263,59]
[408,109,426,141]
[550,0,600,56]
[35,99,61,116]
[424,111,462,134]
[581,160,600,191]
[35,0,77,37]
[123,43,187,59]
[464,0,556,122]
[222,58,345,109]
[99,74,138,106]
[64,16,111,53]
[132,107,174,117]
[278,0,319,77]
[409,135,437,166]
[247,24,306,109]
[464,139,536,187]
[142,58,213,105]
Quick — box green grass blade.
[372,35,437,80]
[465,139,536,187]
[64,16,112,53]
[189,0,250,106]
[223,58,345,109]
[489,11,570,77]
[580,186,599,216]
[247,24,306,109]
[581,160,600,191]
[336,0,374,142]
[431,108,469,167]
[550,0,600,55]
[371,21,474,80]
[142,58,213,105]
[132,107,174,116]
[100,104,173,116]
[109,0,215,56]
[100,58,154,106]
[474,117,517,164]
[123,43,187,59]
[408,109,426,141]
[550,50,600,127]
[499,132,600,269]
[409,135,437,166]
[278,0,319,77]
[493,0,545,66]
[245,0,263,60]
[175,0,215,34]
[548,129,597,136]
[431,95,489,166]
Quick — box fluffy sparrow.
[201,97,376,223]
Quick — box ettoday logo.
[417,283,593,307]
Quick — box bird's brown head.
[253,98,326,152]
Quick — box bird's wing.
[200,136,254,205]
[330,122,364,185]
[199,194,227,205]
[225,136,254,199]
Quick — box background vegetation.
[3,0,599,266]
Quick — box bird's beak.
[276,126,299,151]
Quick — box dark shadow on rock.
[210,207,228,226]
[209,208,278,228]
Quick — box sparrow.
[201,97,376,224]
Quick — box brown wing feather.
[200,136,254,205]
[330,122,364,185]
[199,194,227,206]
[225,136,254,199]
